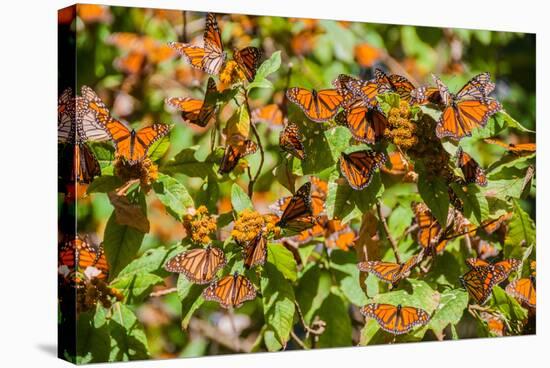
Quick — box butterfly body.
[461,258,520,304]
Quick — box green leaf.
[267,243,298,282]
[76,308,111,364]
[103,212,145,280]
[152,173,194,221]
[231,183,253,212]
[176,274,205,329]
[295,265,332,324]
[261,262,296,348]
[491,286,528,334]
[148,133,171,161]
[162,146,220,178]
[427,288,468,336]
[247,51,281,91]
[329,249,368,306]
[417,174,449,227]
[450,183,489,226]
[195,175,220,213]
[87,175,123,194]
[498,110,535,133]
[317,293,352,348]
[504,199,535,258]
[225,103,250,138]
[109,303,150,361]
[115,247,169,278]
[110,273,164,304]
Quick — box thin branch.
[290,330,309,350]
[294,300,325,337]
[244,90,265,198]
[376,200,401,264]
[180,11,187,43]
[149,287,177,297]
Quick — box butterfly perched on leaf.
[410,86,442,105]
[339,150,386,190]
[360,303,431,335]
[335,99,387,144]
[169,13,225,75]
[345,76,380,107]
[332,74,365,108]
[461,258,520,305]
[465,258,521,284]
[456,146,488,186]
[59,237,109,281]
[164,245,226,284]
[165,77,218,127]
[433,73,501,140]
[374,68,417,103]
[233,46,262,82]
[218,134,258,174]
[275,182,317,233]
[506,275,536,308]
[412,202,448,254]
[286,87,344,122]
[279,122,305,160]
[380,151,413,176]
[94,109,171,164]
[358,251,424,285]
[202,272,257,308]
[484,138,536,155]
[242,230,268,269]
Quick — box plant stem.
[290,330,309,350]
[243,90,265,198]
[149,287,177,297]
[376,200,401,264]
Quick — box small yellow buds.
[114,157,158,192]
[385,100,418,150]
[231,209,265,244]
[183,205,217,245]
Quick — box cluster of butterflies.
[58,236,109,283]
[58,85,172,190]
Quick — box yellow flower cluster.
[219,60,246,90]
[231,209,265,244]
[183,206,217,245]
[76,278,124,313]
[384,101,418,150]
[114,157,159,192]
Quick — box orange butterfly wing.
[279,122,305,160]
[251,104,284,126]
[506,276,536,308]
[234,46,262,82]
[275,182,316,232]
[361,303,430,335]
[164,246,226,284]
[339,150,386,190]
[286,88,344,122]
[456,147,487,186]
[203,273,257,308]
[358,261,402,284]
[242,231,268,269]
[460,267,496,305]
[336,99,387,143]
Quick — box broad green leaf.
[114,247,169,278]
[87,175,123,194]
[109,303,150,361]
[267,243,298,282]
[498,110,535,133]
[504,199,535,258]
[148,133,171,162]
[195,175,220,213]
[247,51,281,91]
[76,307,110,364]
[491,286,528,334]
[426,288,468,336]
[329,249,368,306]
[263,328,284,351]
[450,183,489,226]
[103,212,145,280]
[176,274,205,329]
[110,273,164,304]
[316,293,352,348]
[152,173,194,221]
[231,183,253,212]
[295,265,332,324]
[225,103,250,138]
[417,174,449,227]
[162,146,220,178]
[261,262,295,348]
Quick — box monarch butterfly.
[360,303,431,335]
[410,86,442,105]
[381,151,413,176]
[165,77,218,127]
[279,122,305,160]
[475,239,499,260]
[339,150,386,190]
[335,99,387,144]
[164,246,226,284]
[286,87,344,122]
[94,111,170,164]
[460,267,497,305]
[59,142,101,185]
[78,86,113,143]
[480,312,506,336]
[251,104,284,127]
[374,68,417,103]
[465,258,520,284]
[412,202,448,254]
[242,230,268,269]
[358,251,424,285]
[331,74,363,108]
[203,272,257,308]
[270,178,325,218]
[456,146,488,186]
[233,46,262,82]
[275,182,316,232]
[169,13,225,75]
[218,135,258,174]
[433,73,501,140]
[58,87,76,143]
[290,29,319,56]
[345,77,380,107]
[323,219,356,250]
[484,138,536,155]
[506,275,536,308]
[59,237,109,280]
[478,212,513,235]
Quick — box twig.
[116,179,140,196]
[180,11,187,43]
[149,287,177,297]
[376,200,401,264]
[290,330,309,350]
[244,90,265,198]
[294,300,325,337]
